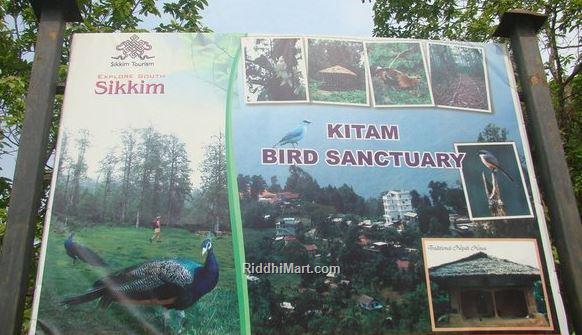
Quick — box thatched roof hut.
[317,65,360,91]
[428,252,548,327]
[430,252,540,288]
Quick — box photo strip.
[241,36,309,103]
[365,41,434,107]
[422,238,554,332]
[306,38,370,106]
[428,43,491,113]
[455,142,534,220]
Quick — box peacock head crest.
[67,233,75,241]
[201,238,213,256]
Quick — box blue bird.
[62,239,218,329]
[64,233,107,267]
[273,120,312,147]
[478,150,514,182]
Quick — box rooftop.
[430,252,540,279]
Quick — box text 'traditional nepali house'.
[429,252,549,328]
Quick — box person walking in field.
[150,215,162,243]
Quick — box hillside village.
[238,166,479,334]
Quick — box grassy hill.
[36,221,239,335]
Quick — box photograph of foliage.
[242,37,308,103]
[366,42,433,106]
[429,44,490,112]
[423,239,552,331]
[35,128,238,335]
[307,39,369,105]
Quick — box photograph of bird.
[64,233,108,267]
[273,119,312,147]
[478,150,514,182]
[61,239,218,331]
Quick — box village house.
[275,217,298,237]
[357,294,384,311]
[317,65,360,91]
[382,190,415,225]
[429,252,549,328]
[280,301,295,311]
[304,244,318,256]
[396,259,410,271]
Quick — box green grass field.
[36,222,240,335]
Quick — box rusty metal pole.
[494,9,582,334]
[0,1,81,334]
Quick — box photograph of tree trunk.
[307,39,369,106]
[242,37,309,103]
[366,42,433,107]
[428,44,490,112]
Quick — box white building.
[382,190,413,224]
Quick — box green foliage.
[478,123,509,142]
[373,0,582,207]
[36,224,238,334]
[367,42,432,105]
[308,80,367,104]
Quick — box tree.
[373,0,581,206]
[97,149,118,221]
[69,129,90,213]
[119,129,137,223]
[163,135,192,225]
[284,165,321,202]
[428,181,448,206]
[199,132,227,232]
[478,123,508,142]
[269,175,283,193]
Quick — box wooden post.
[494,9,582,334]
[0,1,81,334]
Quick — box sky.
[0,0,374,180]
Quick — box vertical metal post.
[494,9,582,334]
[0,6,66,335]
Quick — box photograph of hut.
[242,37,309,103]
[422,238,553,331]
[307,38,369,105]
[455,142,533,220]
[428,43,490,112]
[366,41,434,107]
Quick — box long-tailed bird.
[273,120,312,147]
[64,233,108,267]
[62,239,218,329]
[478,150,514,182]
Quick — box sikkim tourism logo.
[112,34,154,61]
[97,34,165,95]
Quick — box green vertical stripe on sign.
[225,42,251,335]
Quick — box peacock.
[64,233,108,267]
[61,239,218,330]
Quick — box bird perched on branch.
[273,119,312,147]
[478,150,514,182]
[62,239,218,330]
[64,233,108,267]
